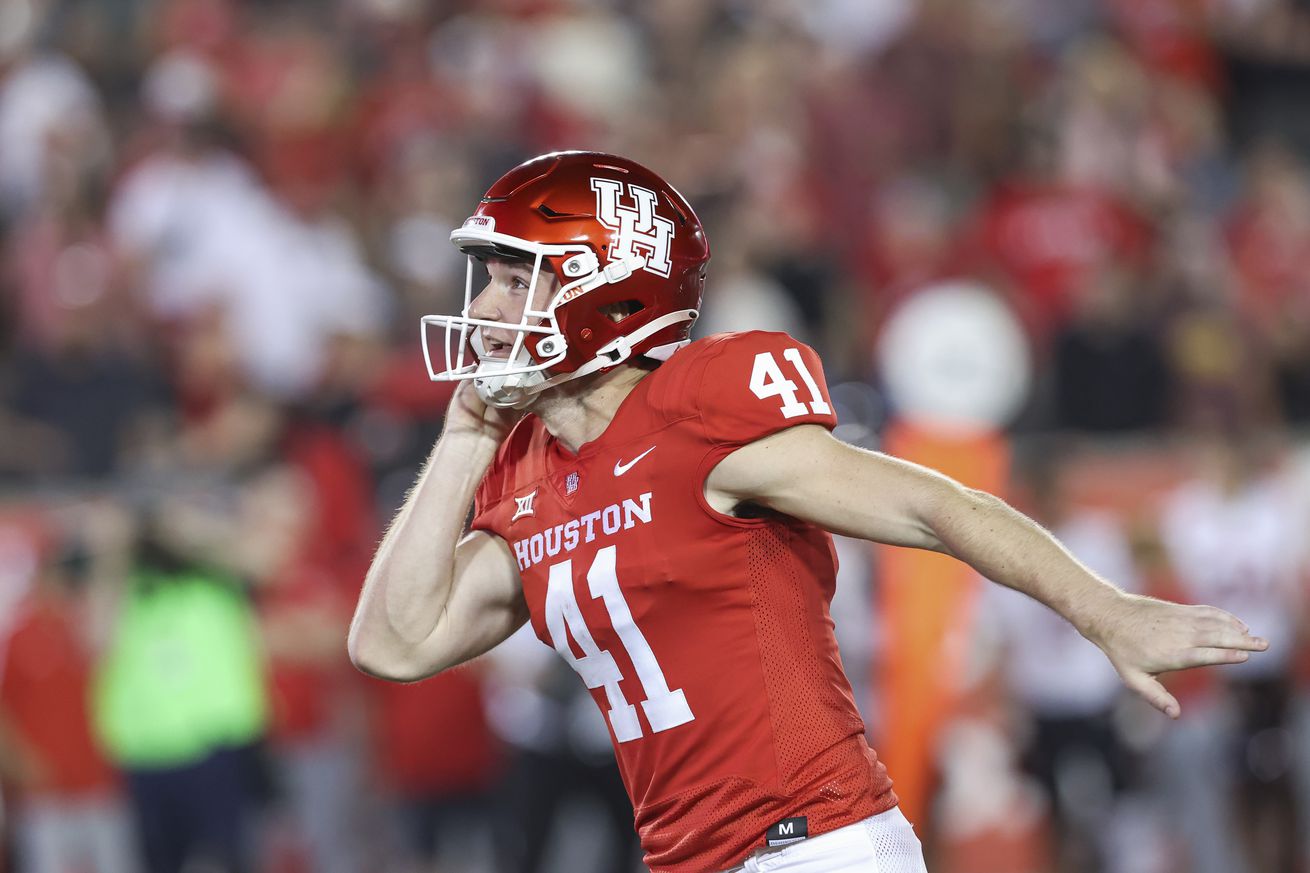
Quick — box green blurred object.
[93,572,268,768]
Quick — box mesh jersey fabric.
[472,331,896,872]
[862,808,927,873]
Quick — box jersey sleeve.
[693,331,838,446]
[469,416,541,538]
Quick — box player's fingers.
[1201,606,1249,633]
[1124,670,1180,719]
[1191,603,1231,620]
[1194,628,1269,651]
[1185,606,1242,632]
[1229,634,1268,651]
[1177,647,1252,669]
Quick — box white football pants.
[721,807,928,873]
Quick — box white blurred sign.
[877,281,1032,435]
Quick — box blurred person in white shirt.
[109,51,388,402]
[1157,431,1308,873]
[979,455,1146,873]
[483,627,641,873]
[0,28,109,218]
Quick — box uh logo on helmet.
[421,151,711,409]
[591,178,675,278]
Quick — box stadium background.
[2,0,1309,871]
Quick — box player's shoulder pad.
[652,331,838,445]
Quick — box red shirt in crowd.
[0,595,118,798]
[967,181,1152,339]
[371,670,501,799]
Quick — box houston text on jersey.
[511,491,653,571]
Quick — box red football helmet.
[422,150,710,407]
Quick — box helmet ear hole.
[600,300,645,323]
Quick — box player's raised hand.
[442,380,525,443]
[1087,593,1269,718]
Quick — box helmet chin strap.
[537,308,699,391]
[472,308,698,409]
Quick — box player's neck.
[531,364,653,454]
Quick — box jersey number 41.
[544,545,695,743]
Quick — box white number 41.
[749,348,831,418]
[545,546,695,743]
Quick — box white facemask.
[469,329,550,409]
[421,221,696,409]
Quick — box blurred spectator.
[932,714,1049,873]
[856,173,962,333]
[1270,295,1310,424]
[94,506,270,873]
[107,56,263,320]
[1052,267,1168,432]
[0,42,109,219]
[485,629,640,873]
[370,670,501,873]
[1161,297,1277,432]
[979,458,1144,873]
[1224,142,1310,424]
[0,518,41,634]
[965,129,1153,343]
[0,125,164,480]
[109,51,388,402]
[1158,433,1309,873]
[0,270,164,481]
[1225,143,1310,334]
[371,137,471,309]
[0,518,136,873]
[253,463,370,873]
[1216,0,1310,155]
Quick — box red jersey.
[0,596,118,799]
[472,331,896,873]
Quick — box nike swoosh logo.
[614,446,656,477]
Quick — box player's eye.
[510,277,529,290]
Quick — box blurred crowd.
[2,0,1310,872]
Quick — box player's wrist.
[1069,583,1135,649]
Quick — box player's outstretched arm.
[706,424,1269,718]
[348,383,528,682]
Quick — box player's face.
[467,258,559,360]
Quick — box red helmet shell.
[462,151,710,374]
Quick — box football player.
[349,151,1267,873]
